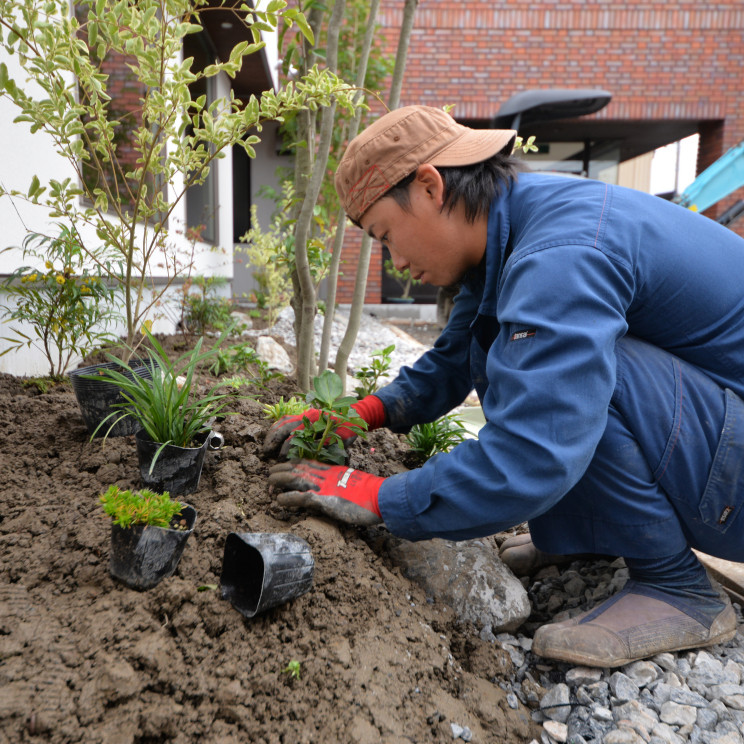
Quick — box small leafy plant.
[208,342,283,389]
[282,659,301,680]
[1,226,120,379]
[287,370,366,465]
[405,414,469,463]
[262,396,305,422]
[181,276,234,334]
[100,485,185,529]
[92,328,236,461]
[353,344,395,398]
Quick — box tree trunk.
[293,0,346,390]
[319,0,381,373]
[333,0,418,389]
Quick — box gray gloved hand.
[268,460,384,527]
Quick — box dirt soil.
[0,332,542,744]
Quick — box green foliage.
[100,485,185,529]
[287,369,366,465]
[405,414,468,463]
[0,0,358,354]
[240,181,332,325]
[237,199,293,327]
[282,659,301,680]
[383,260,421,300]
[207,342,282,389]
[92,328,235,459]
[261,395,305,421]
[0,226,120,379]
[353,344,395,398]
[181,275,233,334]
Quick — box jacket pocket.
[699,388,744,534]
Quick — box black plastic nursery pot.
[135,429,224,497]
[69,361,152,438]
[220,532,314,618]
[109,505,197,591]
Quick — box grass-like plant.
[92,327,235,458]
[405,414,469,463]
[100,485,185,529]
[287,370,366,465]
[353,344,395,398]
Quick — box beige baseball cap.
[335,105,516,223]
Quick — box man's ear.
[415,164,445,207]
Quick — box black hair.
[385,150,520,224]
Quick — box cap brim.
[429,128,517,167]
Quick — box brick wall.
[335,0,744,303]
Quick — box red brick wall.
[335,0,744,303]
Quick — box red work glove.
[268,460,384,526]
[262,395,386,458]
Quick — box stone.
[668,687,709,708]
[660,701,697,727]
[603,728,645,744]
[255,335,293,373]
[697,706,720,731]
[610,671,641,703]
[541,683,571,723]
[565,666,603,687]
[624,660,661,687]
[543,720,567,743]
[380,536,531,632]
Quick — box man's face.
[359,165,486,288]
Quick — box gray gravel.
[496,555,744,744]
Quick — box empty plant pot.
[109,505,197,591]
[69,361,152,438]
[135,429,224,496]
[220,532,314,618]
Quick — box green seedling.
[287,370,367,465]
[208,343,283,389]
[282,660,301,679]
[405,413,469,463]
[353,344,395,398]
[100,486,185,529]
[91,327,238,469]
[262,396,306,421]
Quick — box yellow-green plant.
[262,395,305,422]
[0,0,358,358]
[100,485,185,529]
[282,659,301,679]
[237,202,293,327]
[383,260,421,300]
[1,225,120,379]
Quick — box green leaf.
[312,369,342,405]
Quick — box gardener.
[266,104,744,668]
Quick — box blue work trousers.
[530,335,744,563]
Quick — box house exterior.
[334,0,744,305]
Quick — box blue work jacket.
[374,172,744,541]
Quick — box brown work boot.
[498,533,574,577]
[532,582,737,668]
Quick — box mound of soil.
[0,335,541,744]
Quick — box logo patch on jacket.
[510,328,536,342]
